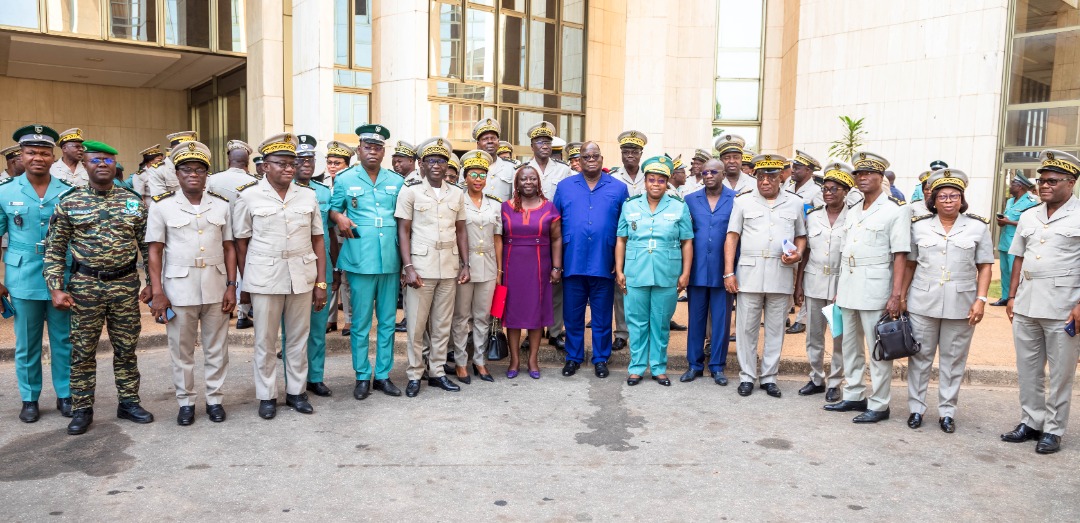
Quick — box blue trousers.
[563,275,614,365]
[685,286,732,373]
[13,297,72,401]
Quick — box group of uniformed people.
[2,119,1079,455]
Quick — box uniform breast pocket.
[743,210,764,220]
[416,203,432,214]
[251,206,278,225]
[447,199,462,213]
[205,214,226,227]
[5,205,29,223]
[69,213,96,230]
[288,207,314,232]
[413,244,429,257]
[1054,228,1080,242]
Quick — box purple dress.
[501,200,560,330]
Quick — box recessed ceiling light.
[85,57,104,62]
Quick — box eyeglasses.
[1036,177,1069,187]
[645,176,669,185]
[264,159,297,169]
[178,166,209,175]
[936,193,962,202]
[580,154,601,162]
[701,169,721,177]
[821,186,845,194]
[425,158,448,166]
[296,157,315,165]
[87,158,116,166]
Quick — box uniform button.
[200,247,205,251]
[287,235,291,239]
[824,251,828,255]
[1036,255,1041,259]
[376,203,379,206]
[196,214,201,218]
[1040,239,1046,244]
[1044,224,1049,229]
[198,230,203,234]
[379,233,383,237]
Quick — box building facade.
[1,0,1077,215]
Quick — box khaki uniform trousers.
[736,292,788,385]
[451,279,496,366]
[804,296,843,388]
[907,313,974,417]
[1013,313,1080,436]
[405,278,456,380]
[250,292,311,399]
[167,303,230,406]
[840,307,894,412]
[549,280,564,338]
[614,290,628,340]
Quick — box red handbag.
[490,284,508,319]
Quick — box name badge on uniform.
[69,209,92,215]
[123,199,141,215]
[385,186,398,193]
[663,213,678,220]
[628,212,641,219]
[9,201,23,206]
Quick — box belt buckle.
[940,270,951,283]
[848,255,855,273]
[647,239,657,252]
[194,257,206,268]
[373,216,383,228]
[1023,270,1031,279]
[823,266,831,276]
[36,241,46,255]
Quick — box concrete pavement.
[0,348,1078,520]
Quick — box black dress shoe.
[737,382,754,396]
[19,401,40,423]
[677,294,688,302]
[206,403,226,422]
[473,365,495,382]
[907,412,923,429]
[853,408,890,423]
[785,321,806,334]
[680,369,703,383]
[612,338,627,351]
[669,320,687,331]
[549,335,567,351]
[990,298,1009,306]
[286,393,314,414]
[652,375,672,387]
[594,362,610,378]
[585,320,592,328]
[627,375,643,386]
[258,399,277,419]
[823,399,868,412]
[117,402,154,424]
[939,416,956,433]
[761,383,782,398]
[798,380,825,396]
[825,388,841,402]
[455,371,471,385]
[713,372,729,386]
[373,378,402,396]
[236,317,253,329]
[177,406,195,426]
[67,408,93,435]
[56,397,73,417]
[562,361,580,376]
[405,380,421,397]
[341,328,351,337]
[1001,423,1042,443]
[1036,433,1062,454]
[428,376,461,392]
[326,323,338,333]
[728,334,736,343]
[353,380,371,400]
[395,319,408,333]
[307,381,332,397]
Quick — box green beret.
[83,140,118,155]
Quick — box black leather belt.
[72,261,137,281]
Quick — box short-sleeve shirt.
[394,178,467,279]
[146,190,233,306]
[552,173,629,279]
[1008,195,1080,320]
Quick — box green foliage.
[827,116,867,163]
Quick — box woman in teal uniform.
[615,156,694,386]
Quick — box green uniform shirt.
[330,166,403,275]
[617,193,694,287]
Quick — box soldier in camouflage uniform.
[44,140,155,435]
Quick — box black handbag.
[484,317,509,361]
[872,312,921,361]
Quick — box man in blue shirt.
[993,171,1038,306]
[552,142,629,378]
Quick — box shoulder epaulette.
[627,194,643,201]
[965,212,990,224]
[553,158,568,166]
[0,177,12,186]
[58,178,73,187]
[148,159,164,169]
[889,196,906,206]
[405,179,422,187]
[389,170,405,179]
[59,186,80,200]
[208,190,229,202]
[236,180,258,192]
[484,194,503,203]
[310,180,330,189]
[609,166,621,174]
[152,191,174,202]
[736,189,753,197]
[911,213,934,223]
[509,158,522,166]
[121,186,142,199]
[667,193,684,202]
[807,204,824,214]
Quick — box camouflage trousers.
[69,272,143,411]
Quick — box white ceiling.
[0,33,244,90]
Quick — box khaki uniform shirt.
[463,194,503,283]
[786,178,825,208]
[909,198,929,217]
[146,190,233,307]
[611,167,646,196]
[723,173,756,195]
[232,178,324,294]
[802,205,848,300]
[835,194,911,310]
[50,160,88,187]
[1009,195,1080,320]
[207,167,256,202]
[728,190,807,294]
[528,158,572,201]
[395,178,467,280]
[146,158,180,199]
[483,157,518,202]
[907,213,994,319]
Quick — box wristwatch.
[976,296,988,303]
[315,282,328,290]
[226,280,237,287]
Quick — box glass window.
[353,0,372,68]
[561,26,583,94]
[334,92,370,136]
[528,20,556,90]
[501,0,525,12]
[716,49,761,79]
[1004,106,1080,148]
[1,0,40,29]
[335,0,349,66]
[532,0,557,19]
[165,0,210,48]
[500,14,525,86]
[431,3,462,78]
[217,0,245,52]
[48,0,102,37]
[110,0,158,42]
[563,0,584,24]
[435,103,482,142]
[714,80,760,121]
[1009,29,1080,105]
[465,9,495,82]
[715,0,763,126]
[1014,0,1079,34]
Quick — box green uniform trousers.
[12,297,72,402]
[68,272,142,410]
[348,272,398,380]
[625,285,678,376]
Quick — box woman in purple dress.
[501,166,563,379]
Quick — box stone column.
[372,0,432,155]
[292,0,336,172]
[246,0,286,145]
